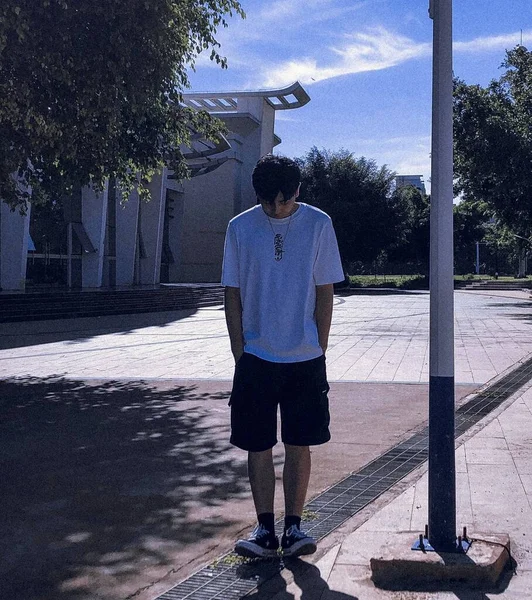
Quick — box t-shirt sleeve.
[221,221,240,287]
[313,218,345,285]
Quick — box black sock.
[284,515,301,532]
[257,512,275,535]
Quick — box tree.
[387,184,430,273]
[452,198,527,276]
[454,45,532,274]
[453,199,489,275]
[0,0,244,211]
[297,147,403,268]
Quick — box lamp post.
[427,0,458,552]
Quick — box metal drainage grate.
[156,355,532,600]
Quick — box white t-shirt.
[221,203,344,363]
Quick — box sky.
[187,0,532,193]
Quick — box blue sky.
[188,0,532,192]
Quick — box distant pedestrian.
[221,154,344,558]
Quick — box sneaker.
[234,524,279,558]
[281,524,317,557]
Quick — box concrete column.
[259,102,276,157]
[115,189,140,286]
[166,189,185,282]
[81,183,108,288]
[237,97,277,212]
[226,134,244,216]
[138,170,166,285]
[0,201,31,291]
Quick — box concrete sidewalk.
[1,290,532,600]
[267,379,532,600]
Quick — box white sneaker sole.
[234,540,279,559]
[282,538,317,557]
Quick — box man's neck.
[261,200,299,219]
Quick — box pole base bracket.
[412,526,472,553]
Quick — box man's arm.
[224,286,244,362]
[315,283,334,355]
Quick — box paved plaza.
[1,290,532,385]
[1,289,532,600]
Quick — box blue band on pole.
[428,375,456,550]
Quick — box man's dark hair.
[252,154,301,204]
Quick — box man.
[221,154,344,558]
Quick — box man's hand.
[233,348,244,363]
[224,286,244,363]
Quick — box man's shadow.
[237,557,359,600]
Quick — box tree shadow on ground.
[0,376,248,600]
[0,308,223,350]
[485,301,532,325]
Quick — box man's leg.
[248,448,275,514]
[281,443,316,556]
[283,444,310,517]
[233,448,278,558]
[231,356,280,557]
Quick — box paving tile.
[464,447,514,465]
[490,569,532,599]
[324,564,391,600]
[336,530,408,567]
[355,487,416,534]
[314,543,341,582]
[517,473,532,498]
[456,444,468,473]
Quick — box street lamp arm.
[509,232,532,246]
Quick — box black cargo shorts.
[229,352,331,452]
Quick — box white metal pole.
[428,0,456,550]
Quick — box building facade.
[0,82,310,291]
[395,175,427,195]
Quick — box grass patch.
[455,274,532,282]
[348,274,428,289]
[301,508,319,521]
[348,274,532,290]
[210,554,249,568]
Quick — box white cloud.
[191,0,372,76]
[274,113,299,123]
[258,0,302,22]
[454,30,532,54]
[258,0,364,24]
[260,27,430,87]
[256,26,532,89]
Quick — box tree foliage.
[387,184,430,271]
[297,147,404,266]
[452,197,528,275]
[454,45,532,241]
[452,199,490,274]
[0,0,244,210]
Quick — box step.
[0,286,224,323]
